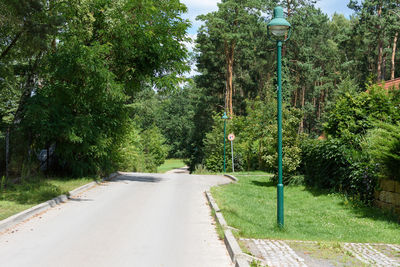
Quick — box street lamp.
[267,6,292,228]
[222,112,228,172]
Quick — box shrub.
[202,97,302,182]
[324,84,400,147]
[116,124,169,173]
[363,122,400,181]
[241,99,302,184]
[203,113,233,172]
[301,138,377,204]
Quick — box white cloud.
[183,34,197,52]
[181,0,220,10]
[181,0,221,34]
[315,0,354,17]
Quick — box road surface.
[0,171,233,267]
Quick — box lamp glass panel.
[270,25,289,37]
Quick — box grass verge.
[157,158,186,173]
[0,176,96,220]
[211,173,400,244]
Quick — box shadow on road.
[68,197,94,202]
[113,175,163,183]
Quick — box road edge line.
[205,190,250,267]
[0,172,120,233]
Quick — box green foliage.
[324,85,400,146]
[116,124,169,173]
[301,138,378,204]
[363,122,400,181]
[101,0,191,93]
[116,125,144,172]
[156,86,196,158]
[201,96,302,182]
[23,43,128,177]
[238,97,302,184]
[1,176,6,191]
[203,113,229,172]
[0,0,190,178]
[141,126,169,172]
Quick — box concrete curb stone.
[0,172,120,233]
[205,190,250,267]
[224,174,239,182]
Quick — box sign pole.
[230,140,234,173]
[227,133,235,173]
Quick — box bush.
[324,84,400,147]
[22,43,129,177]
[116,124,169,173]
[363,122,400,181]
[203,113,232,172]
[202,97,302,182]
[241,99,302,184]
[301,138,377,204]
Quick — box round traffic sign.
[228,133,235,141]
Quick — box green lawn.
[157,158,186,173]
[211,173,400,244]
[0,177,96,220]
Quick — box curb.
[0,172,120,233]
[205,190,250,267]
[224,174,239,182]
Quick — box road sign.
[228,133,235,141]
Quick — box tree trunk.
[5,128,9,179]
[378,43,384,81]
[46,145,50,174]
[298,85,305,134]
[318,89,324,121]
[391,32,398,80]
[0,30,23,60]
[382,46,389,81]
[13,52,42,124]
[225,41,235,117]
[377,4,384,81]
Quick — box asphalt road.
[0,170,233,267]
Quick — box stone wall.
[374,179,400,216]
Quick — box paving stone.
[343,243,400,267]
[242,238,400,267]
[242,238,307,267]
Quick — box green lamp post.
[222,112,228,172]
[267,6,292,228]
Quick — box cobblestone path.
[242,239,307,267]
[343,243,400,266]
[241,238,400,267]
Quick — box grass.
[287,241,365,266]
[157,158,186,173]
[211,209,225,240]
[211,173,400,244]
[0,176,96,220]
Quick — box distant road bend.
[0,171,233,267]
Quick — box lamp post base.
[277,183,284,228]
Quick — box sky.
[180,0,354,76]
[181,0,354,35]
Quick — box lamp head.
[222,112,228,119]
[267,6,291,40]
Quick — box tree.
[324,85,400,146]
[157,86,196,158]
[0,0,191,177]
[348,0,400,82]
[197,0,270,116]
